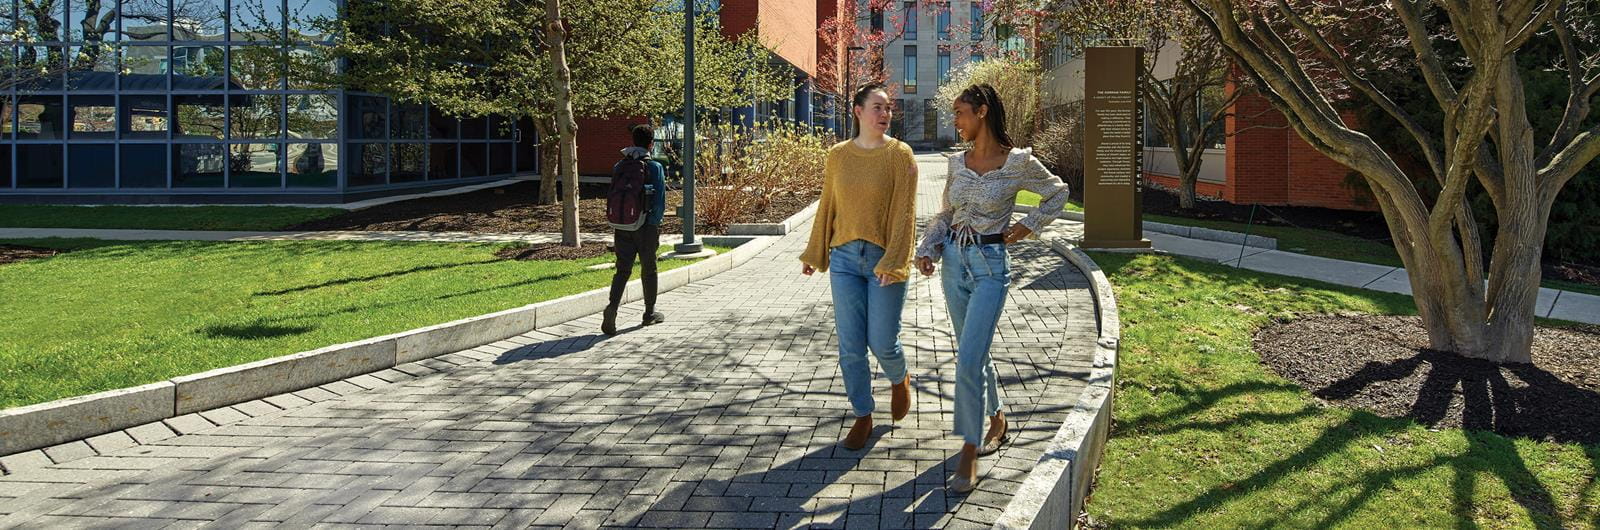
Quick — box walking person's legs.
[947,243,1011,492]
[861,243,912,421]
[640,224,664,325]
[603,228,641,335]
[830,241,880,450]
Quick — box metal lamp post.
[675,0,705,255]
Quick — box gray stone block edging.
[0,381,175,457]
[1015,204,1277,249]
[995,239,1121,530]
[0,201,820,463]
[725,201,819,236]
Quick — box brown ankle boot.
[891,377,911,421]
[839,415,873,450]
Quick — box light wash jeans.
[829,240,910,418]
[941,240,1008,446]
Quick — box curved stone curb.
[727,201,818,236]
[1015,204,1277,249]
[994,239,1121,530]
[0,200,820,467]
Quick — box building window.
[903,46,917,94]
[287,143,338,187]
[17,145,65,188]
[971,3,983,41]
[231,0,287,40]
[350,143,387,187]
[121,145,169,188]
[938,48,951,84]
[872,7,885,32]
[924,102,937,140]
[69,96,117,139]
[229,143,283,187]
[937,6,951,39]
[68,145,116,188]
[392,143,426,182]
[903,2,917,40]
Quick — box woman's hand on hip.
[1003,224,1033,244]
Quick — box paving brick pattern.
[0,154,1096,528]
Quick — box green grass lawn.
[0,238,721,409]
[1086,252,1600,528]
[1015,189,1084,213]
[0,205,344,231]
[1019,192,1600,297]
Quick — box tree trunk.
[534,117,558,206]
[547,1,581,247]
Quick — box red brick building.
[1141,72,1374,211]
[573,1,828,176]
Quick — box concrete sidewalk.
[1048,220,1599,325]
[0,153,1100,528]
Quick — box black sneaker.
[601,305,619,336]
[642,312,665,326]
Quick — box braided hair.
[956,83,1013,148]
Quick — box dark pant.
[609,224,660,312]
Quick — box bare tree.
[1181,0,1597,362]
[1041,0,1239,209]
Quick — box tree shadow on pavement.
[625,445,963,529]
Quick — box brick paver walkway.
[0,154,1096,529]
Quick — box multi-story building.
[1,0,534,204]
[867,0,998,148]
[0,0,849,202]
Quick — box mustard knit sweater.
[799,138,919,284]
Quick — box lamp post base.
[663,247,716,260]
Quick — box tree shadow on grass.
[254,258,505,296]
[200,322,317,340]
[1120,368,1587,528]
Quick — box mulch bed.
[282,181,818,236]
[495,243,611,261]
[0,245,62,265]
[1547,261,1600,288]
[1255,314,1600,444]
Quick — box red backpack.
[607,158,651,231]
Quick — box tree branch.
[1390,0,1459,107]
[1275,0,1445,179]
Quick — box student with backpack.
[602,124,668,336]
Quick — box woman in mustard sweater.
[799,83,920,451]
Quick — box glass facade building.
[1,0,532,203]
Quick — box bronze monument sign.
[1082,46,1150,249]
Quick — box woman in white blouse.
[913,83,1073,493]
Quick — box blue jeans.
[941,241,1008,446]
[829,240,910,418]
